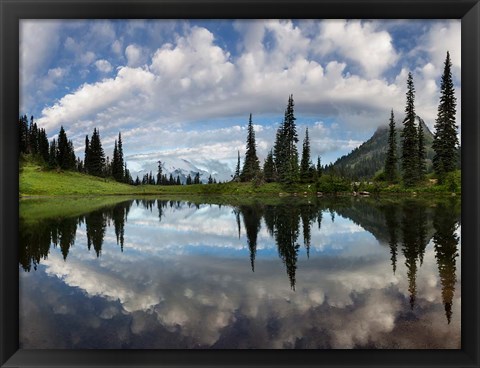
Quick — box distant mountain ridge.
[332,116,435,179]
[128,156,234,184]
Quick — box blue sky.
[20,19,461,171]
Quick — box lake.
[19,195,461,349]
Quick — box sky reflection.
[19,197,461,349]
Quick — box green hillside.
[20,163,141,196]
[19,160,292,197]
[332,117,435,179]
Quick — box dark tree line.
[20,116,134,184]
[384,52,458,187]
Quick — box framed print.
[1,0,479,367]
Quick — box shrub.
[316,174,350,193]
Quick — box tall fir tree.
[115,133,125,181]
[38,128,49,163]
[316,156,322,178]
[384,109,398,182]
[417,121,427,182]
[274,94,299,184]
[432,51,459,184]
[263,150,275,183]
[28,117,39,155]
[233,150,241,182]
[111,141,118,178]
[56,126,73,170]
[48,139,57,168]
[300,127,312,183]
[283,94,299,184]
[84,135,90,174]
[240,113,261,181]
[67,140,76,169]
[401,72,419,187]
[88,128,106,177]
[273,121,286,180]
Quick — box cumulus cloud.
[21,19,461,170]
[35,21,407,135]
[125,44,147,67]
[94,59,113,73]
[314,20,399,78]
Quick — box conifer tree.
[233,150,241,181]
[316,156,322,178]
[417,121,427,182]
[88,128,106,177]
[28,117,39,155]
[117,132,124,180]
[240,113,260,182]
[57,126,71,170]
[384,109,398,182]
[67,140,76,170]
[76,158,84,172]
[194,172,200,184]
[432,51,459,183]
[38,128,49,162]
[300,127,312,183]
[263,150,275,183]
[284,94,299,183]
[273,95,299,184]
[273,121,286,180]
[401,72,419,187]
[208,174,213,184]
[111,140,118,178]
[48,139,57,168]
[84,135,90,174]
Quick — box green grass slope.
[19,162,296,197]
[20,163,139,196]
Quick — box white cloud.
[94,59,113,73]
[80,51,96,66]
[19,20,61,111]
[125,44,146,67]
[111,39,123,55]
[24,20,461,168]
[315,20,399,78]
[426,21,461,73]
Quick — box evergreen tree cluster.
[20,116,76,171]
[382,52,458,187]
[19,115,49,163]
[20,116,134,184]
[237,94,322,186]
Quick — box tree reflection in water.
[19,196,460,323]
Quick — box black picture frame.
[1,0,479,367]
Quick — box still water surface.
[19,196,461,349]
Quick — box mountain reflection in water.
[19,196,460,349]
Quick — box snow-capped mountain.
[126,155,235,184]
